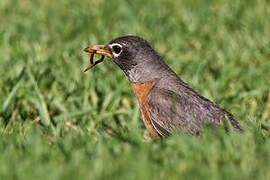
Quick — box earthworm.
[84,53,105,72]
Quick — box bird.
[83,35,242,138]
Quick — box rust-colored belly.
[131,81,160,138]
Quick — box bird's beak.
[83,45,112,72]
[83,45,112,58]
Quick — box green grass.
[0,0,270,179]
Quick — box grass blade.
[2,67,25,115]
[27,69,51,126]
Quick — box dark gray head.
[108,36,158,70]
[84,35,172,83]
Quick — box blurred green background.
[0,0,270,179]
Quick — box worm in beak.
[83,45,112,72]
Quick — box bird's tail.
[225,111,243,132]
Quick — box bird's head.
[84,35,168,82]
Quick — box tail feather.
[226,112,243,132]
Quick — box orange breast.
[131,81,160,138]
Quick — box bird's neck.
[123,60,174,83]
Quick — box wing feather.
[147,87,227,136]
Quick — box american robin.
[84,35,242,138]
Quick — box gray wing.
[147,87,238,136]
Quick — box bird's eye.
[111,43,122,56]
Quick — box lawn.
[0,0,270,179]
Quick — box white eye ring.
[110,43,122,57]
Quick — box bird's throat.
[124,60,169,83]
